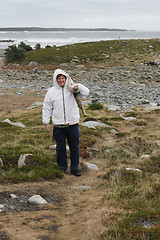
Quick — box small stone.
[18,154,33,168]
[16,90,26,95]
[156,141,160,146]
[154,59,160,65]
[28,195,48,205]
[107,105,121,111]
[10,194,18,199]
[140,155,150,159]
[72,185,91,190]
[49,144,56,149]
[28,62,38,67]
[126,168,142,172]
[75,65,85,69]
[109,129,118,134]
[49,145,69,151]
[0,204,5,209]
[86,162,99,171]
[0,157,4,166]
[123,117,137,121]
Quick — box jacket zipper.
[62,88,66,124]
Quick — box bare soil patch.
[0,169,108,240]
[0,91,44,116]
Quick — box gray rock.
[28,195,48,205]
[107,105,121,111]
[144,103,160,110]
[154,59,160,65]
[60,63,69,67]
[140,155,150,159]
[49,144,69,151]
[0,79,3,87]
[126,168,142,172]
[81,121,110,129]
[18,154,33,168]
[109,129,119,134]
[0,204,5,211]
[86,162,99,170]
[82,100,92,105]
[49,144,57,150]
[16,90,26,95]
[72,185,91,190]
[28,62,38,67]
[0,157,3,166]
[1,119,26,128]
[10,194,18,199]
[26,101,43,109]
[123,117,137,121]
[156,141,160,146]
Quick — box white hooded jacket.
[42,69,89,125]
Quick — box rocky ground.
[0,63,160,114]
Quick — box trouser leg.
[66,124,80,171]
[53,127,67,171]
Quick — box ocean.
[0,30,160,49]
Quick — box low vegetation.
[0,102,159,238]
[4,38,160,67]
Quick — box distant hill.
[0,27,128,32]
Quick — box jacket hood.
[53,69,73,88]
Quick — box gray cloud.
[0,0,160,30]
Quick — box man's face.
[57,75,66,87]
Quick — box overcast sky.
[1,0,160,31]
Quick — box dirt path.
[0,154,108,240]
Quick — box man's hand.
[69,83,78,93]
[45,124,51,132]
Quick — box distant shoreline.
[0,27,128,32]
[0,40,14,42]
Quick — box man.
[42,69,89,176]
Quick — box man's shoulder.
[47,86,57,93]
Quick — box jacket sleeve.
[42,90,53,124]
[77,83,89,98]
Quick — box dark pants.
[53,124,80,171]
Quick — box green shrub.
[45,45,52,48]
[5,42,32,63]
[5,45,25,63]
[19,41,32,52]
[88,102,104,110]
[35,43,41,50]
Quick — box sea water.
[0,30,160,49]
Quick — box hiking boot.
[70,170,81,177]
